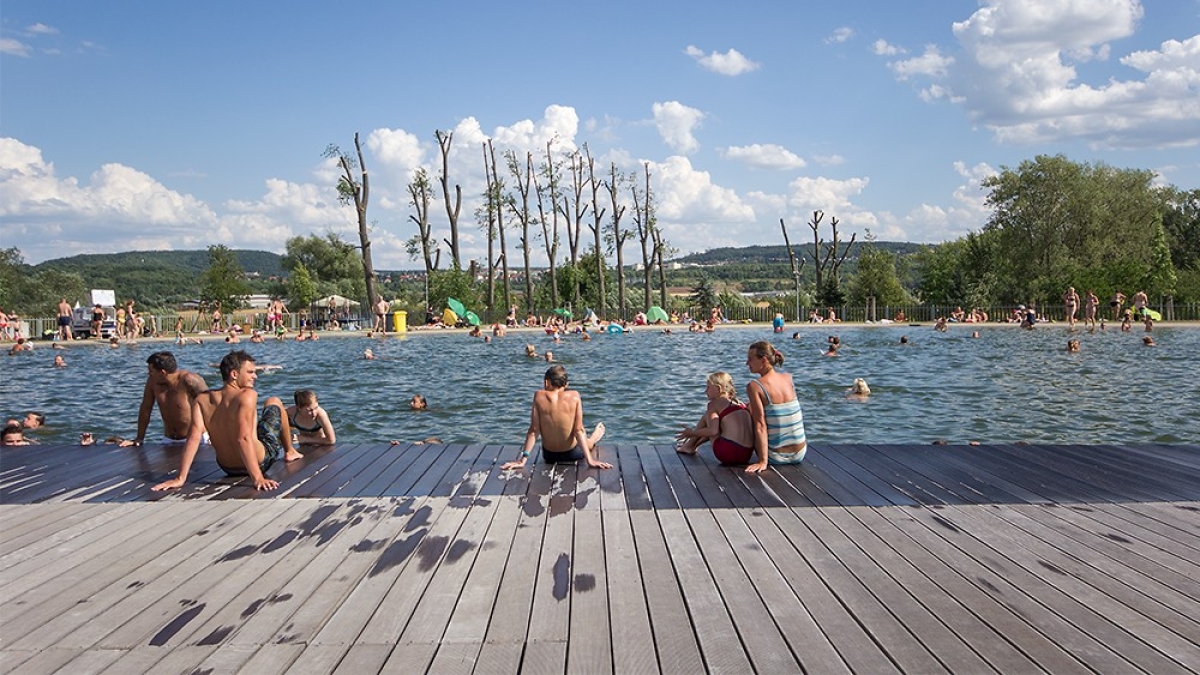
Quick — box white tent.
[315,294,360,307]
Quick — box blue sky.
[3,0,1198,267]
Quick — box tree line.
[4,153,1197,321]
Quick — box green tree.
[286,262,319,311]
[0,247,86,316]
[982,154,1166,303]
[849,239,909,307]
[1161,187,1200,272]
[199,245,251,310]
[689,276,718,310]
[283,233,364,300]
[429,267,480,319]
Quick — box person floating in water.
[152,350,302,492]
[286,389,337,446]
[501,365,611,471]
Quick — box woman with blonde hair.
[744,341,806,473]
[846,378,871,400]
[676,371,755,465]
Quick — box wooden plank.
[599,503,659,674]
[289,442,398,498]
[3,501,256,651]
[92,500,314,650]
[751,507,903,674]
[683,509,803,673]
[230,643,305,675]
[0,503,202,617]
[615,443,651,510]
[355,450,491,644]
[565,507,612,674]
[380,642,439,673]
[822,506,1040,673]
[190,498,407,663]
[657,508,753,673]
[474,460,554,669]
[766,505,949,673]
[886,505,1167,673]
[330,644,391,675]
[936,504,1198,672]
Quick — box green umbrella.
[647,306,669,323]
[465,311,481,326]
[447,297,467,317]
[553,308,572,318]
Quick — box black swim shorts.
[542,446,584,464]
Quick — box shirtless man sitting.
[121,352,208,447]
[152,350,302,491]
[502,365,611,470]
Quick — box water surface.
[4,325,1196,447]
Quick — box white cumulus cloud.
[884,0,1200,148]
[684,45,761,76]
[722,144,806,170]
[652,101,705,155]
[872,39,907,56]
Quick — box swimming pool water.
[4,325,1197,448]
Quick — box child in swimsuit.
[285,389,337,446]
[676,371,755,465]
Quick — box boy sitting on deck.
[152,350,302,492]
[501,365,612,471]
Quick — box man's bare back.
[502,365,610,470]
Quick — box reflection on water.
[4,325,1198,446]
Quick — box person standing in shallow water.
[744,341,807,474]
[1063,287,1080,329]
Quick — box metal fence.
[10,302,1200,340]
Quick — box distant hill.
[33,249,285,308]
[37,249,284,277]
[675,241,927,265]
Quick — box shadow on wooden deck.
[3,441,1199,508]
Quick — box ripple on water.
[5,325,1198,446]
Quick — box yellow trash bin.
[392,310,407,333]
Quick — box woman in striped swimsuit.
[744,341,807,474]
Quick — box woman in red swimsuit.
[675,371,756,465]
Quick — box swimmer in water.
[846,378,871,401]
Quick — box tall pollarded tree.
[406,167,440,306]
[506,149,537,315]
[807,210,856,307]
[435,130,464,269]
[324,133,378,308]
[559,149,590,309]
[605,162,630,319]
[487,140,512,318]
[632,162,658,310]
[534,139,563,310]
[584,144,608,317]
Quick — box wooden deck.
[2,441,1199,674]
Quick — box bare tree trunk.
[780,218,806,320]
[506,150,536,315]
[408,168,440,306]
[559,150,589,311]
[536,140,562,312]
[584,145,607,318]
[482,142,497,319]
[435,130,463,270]
[325,133,376,308]
[606,163,629,320]
[488,141,511,320]
[632,162,656,311]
